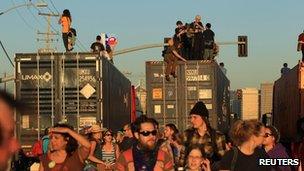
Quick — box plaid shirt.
[178,129,226,167]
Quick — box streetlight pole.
[0,2,47,16]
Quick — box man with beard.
[0,90,21,171]
[116,116,174,171]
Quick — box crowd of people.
[0,90,303,171]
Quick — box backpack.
[31,140,43,156]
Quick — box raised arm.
[88,141,105,164]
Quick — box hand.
[49,127,71,134]
[201,158,211,171]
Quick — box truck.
[15,52,131,148]
[273,61,304,142]
[146,60,230,132]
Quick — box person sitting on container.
[262,125,292,171]
[280,63,290,76]
[179,101,226,169]
[164,38,187,81]
[39,123,91,171]
[218,120,272,171]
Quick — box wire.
[10,0,36,30]
[48,0,60,14]
[0,41,14,67]
[76,39,88,52]
[23,0,44,28]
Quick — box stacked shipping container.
[146,60,230,132]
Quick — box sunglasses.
[139,130,157,137]
[105,134,112,136]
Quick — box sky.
[0,0,303,90]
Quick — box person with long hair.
[161,123,183,168]
[39,123,91,171]
[219,120,272,171]
[185,145,211,171]
[86,124,105,170]
[100,129,120,170]
[58,9,72,52]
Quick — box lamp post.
[0,2,48,15]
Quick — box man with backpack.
[179,101,226,168]
[115,115,174,171]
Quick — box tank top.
[102,143,116,165]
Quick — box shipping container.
[15,52,131,147]
[146,60,230,132]
[273,61,304,141]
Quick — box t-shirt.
[219,147,272,171]
[281,67,290,75]
[202,29,215,49]
[40,148,89,171]
[60,16,70,33]
[90,42,105,53]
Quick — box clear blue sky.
[0,0,303,89]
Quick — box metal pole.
[37,54,40,140]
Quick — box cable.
[76,39,88,52]
[0,41,14,67]
[23,0,44,28]
[47,0,60,14]
[10,0,36,30]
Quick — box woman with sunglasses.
[218,120,272,171]
[86,124,105,170]
[100,129,120,170]
[262,125,291,171]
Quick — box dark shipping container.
[15,52,131,147]
[146,60,230,132]
[273,61,304,141]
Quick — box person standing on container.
[297,30,304,61]
[164,38,187,81]
[202,23,215,60]
[189,15,204,60]
[58,9,72,52]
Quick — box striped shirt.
[102,144,116,165]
